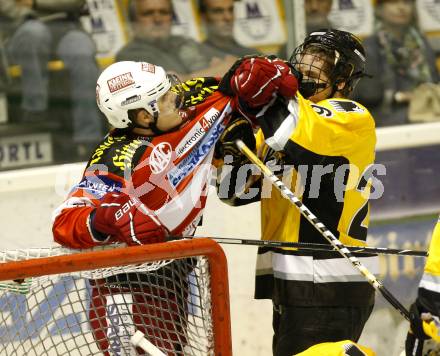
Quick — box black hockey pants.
[272,303,374,356]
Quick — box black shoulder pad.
[86,132,150,177]
[257,97,290,140]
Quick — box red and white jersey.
[53,91,232,249]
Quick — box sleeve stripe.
[265,98,299,151]
[420,273,440,294]
[51,197,95,223]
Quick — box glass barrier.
[0,0,439,214]
[1,2,440,355]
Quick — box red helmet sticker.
[107,72,135,93]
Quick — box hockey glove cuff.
[92,192,168,246]
[214,117,256,164]
[409,300,438,340]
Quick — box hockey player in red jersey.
[52,61,235,355]
[52,58,296,248]
[52,62,231,249]
[52,60,235,355]
[52,59,298,355]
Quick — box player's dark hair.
[289,29,367,98]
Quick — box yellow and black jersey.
[173,76,219,108]
[296,340,375,356]
[418,216,440,316]
[254,93,379,307]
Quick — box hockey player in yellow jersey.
[215,29,379,355]
[405,216,440,356]
[296,340,375,356]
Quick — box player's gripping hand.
[91,192,168,246]
[409,300,440,341]
[219,56,299,109]
[214,117,256,164]
[405,300,440,356]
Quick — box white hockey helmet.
[96,61,176,129]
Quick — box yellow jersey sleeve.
[425,218,440,278]
[418,217,440,340]
[419,217,440,299]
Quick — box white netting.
[0,245,215,356]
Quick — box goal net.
[0,239,231,356]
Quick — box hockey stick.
[198,237,428,257]
[131,330,166,356]
[235,139,411,321]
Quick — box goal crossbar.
[0,238,232,356]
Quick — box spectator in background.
[278,0,334,59]
[117,0,235,79]
[3,0,103,158]
[353,0,439,127]
[353,0,440,215]
[0,0,34,92]
[199,0,258,59]
[0,0,33,25]
[304,0,334,34]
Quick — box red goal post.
[0,238,232,356]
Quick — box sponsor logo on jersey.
[175,125,205,157]
[89,135,126,166]
[175,108,220,157]
[141,62,155,73]
[121,95,141,106]
[329,100,364,113]
[150,142,172,174]
[107,72,135,93]
[201,108,220,130]
[112,139,144,171]
[167,116,225,187]
[76,175,122,198]
[88,135,150,174]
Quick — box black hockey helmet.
[289,29,367,98]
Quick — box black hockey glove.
[214,116,256,165]
[405,299,437,356]
[405,331,424,356]
[409,300,433,340]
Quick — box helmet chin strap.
[130,111,167,135]
[149,112,168,135]
[328,75,346,98]
[329,83,339,98]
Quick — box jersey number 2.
[347,166,373,242]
